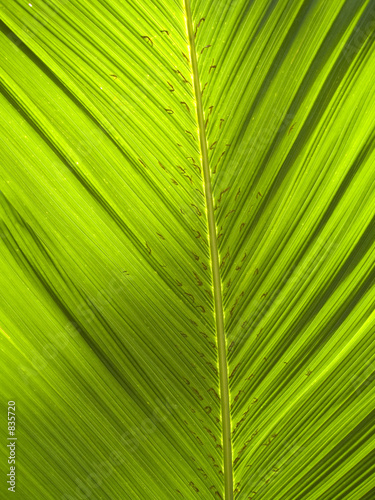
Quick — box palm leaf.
[0,0,374,499]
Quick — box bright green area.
[0,0,374,499]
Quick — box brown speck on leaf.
[180,101,190,112]
[288,122,296,135]
[213,151,225,173]
[201,44,212,54]
[165,108,174,114]
[229,363,240,379]
[194,272,203,286]
[192,387,203,400]
[207,360,217,373]
[191,204,202,216]
[141,36,153,46]
[185,130,196,140]
[233,390,243,404]
[198,467,208,479]
[219,250,230,269]
[175,69,190,84]
[193,163,202,174]
[194,18,205,37]
[160,30,169,35]
[208,387,220,400]
[189,482,199,492]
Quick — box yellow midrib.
[183,2,234,498]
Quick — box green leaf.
[0,0,374,499]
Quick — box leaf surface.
[0,0,374,499]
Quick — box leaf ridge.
[184,1,233,498]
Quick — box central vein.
[183,2,233,498]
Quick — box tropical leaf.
[0,0,374,499]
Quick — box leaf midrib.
[184,2,233,498]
